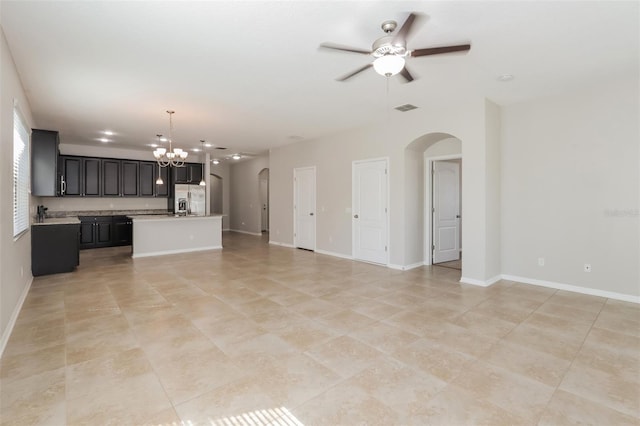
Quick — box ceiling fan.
[320,13,471,83]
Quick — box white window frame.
[13,101,30,238]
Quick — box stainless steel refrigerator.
[174,184,206,216]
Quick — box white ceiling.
[1,1,638,158]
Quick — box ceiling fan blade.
[411,44,471,57]
[336,63,373,81]
[399,66,414,83]
[319,42,372,55]
[392,12,422,45]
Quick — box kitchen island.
[129,214,223,258]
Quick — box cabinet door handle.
[60,176,66,195]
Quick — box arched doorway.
[405,133,462,270]
[258,168,269,233]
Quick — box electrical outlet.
[538,258,545,266]
[584,264,592,273]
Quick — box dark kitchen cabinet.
[59,156,101,197]
[173,163,203,184]
[79,216,132,249]
[31,129,60,196]
[139,162,155,197]
[140,161,169,197]
[79,216,115,249]
[82,158,101,196]
[79,221,96,248]
[102,160,121,196]
[31,223,80,276]
[61,156,82,196]
[57,155,170,198]
[122,161,139,196]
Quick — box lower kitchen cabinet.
[79,216,131,249]
[32,223,80,276]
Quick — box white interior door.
[433,160,460,263]
[294,167,316,250]
[353,159,388,264]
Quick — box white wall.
[269,96,496,283]
[229,156,269,234]
[0,29,35,353]
[210,161,230,230]
[485,100,501,281]
[501,77,639,298]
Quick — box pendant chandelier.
[153,110,188,167]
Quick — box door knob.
[354,214,359,219]
[310,212,314,216]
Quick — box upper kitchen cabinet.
[58,155,167,198]
[173,163,203,184]
[31,129,60,196]
[104,160,139,197]
[102,159,121,196]
[156,165,169,197]
[83,158,101,196]
[140,161,169,197]
[139,162,155,197]
[121,161,139,196]
[60,156,101,197]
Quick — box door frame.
[352,157,390,266]
[293,166,316,250]
[425,154,462,266]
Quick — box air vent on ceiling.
[214,147,228,150]
[394,104,418,112]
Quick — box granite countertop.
[46,209,170,218]
[32,217,81,226]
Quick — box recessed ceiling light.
[232,154,241,160]
[204,143,212,148]
[160,137,168,142]
[149,143,158,148]
[192,148,201,152]
[212,159,220,165]
[99,138,110,143]
[498,74,514,82]
[103,130,114,136]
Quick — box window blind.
[13,104,30,237]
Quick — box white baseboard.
[501,274,640,304]
[0,277,32,358]
[315,249,353,260]
[389,262,423,271]
[460,276,495,287]
[222,228,231,232]
[269,240,295,248]
[230,229,263,236]
[132,246,222,259]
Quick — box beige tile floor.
[1,232,639,425]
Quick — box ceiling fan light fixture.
[373,55,405,77]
